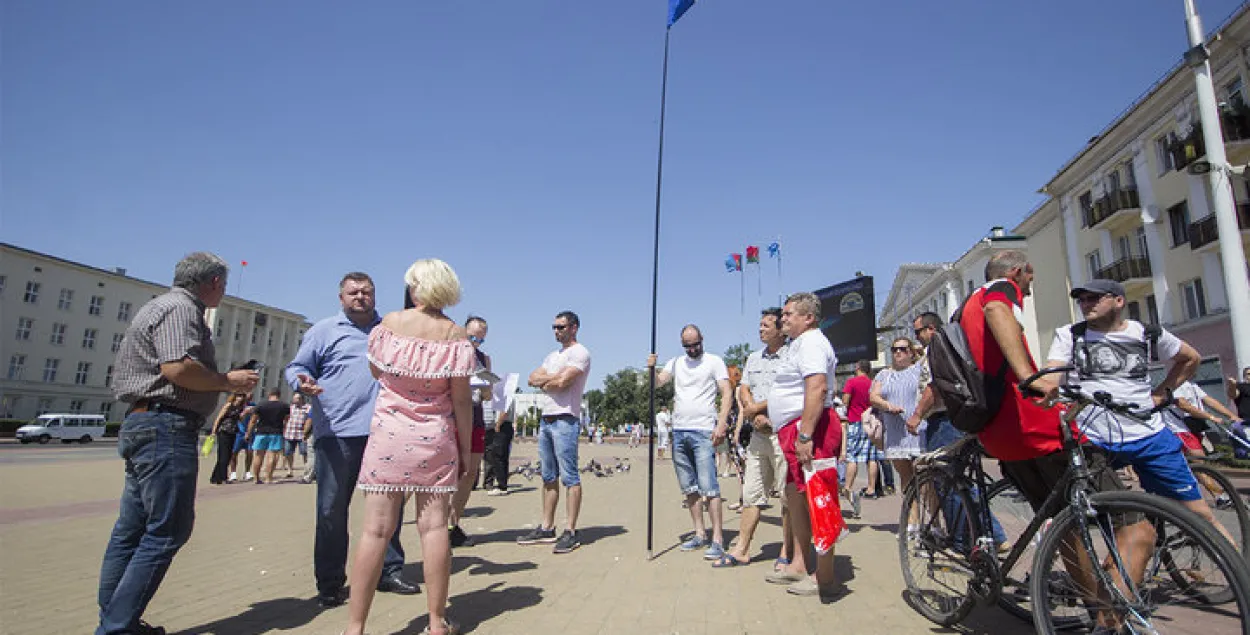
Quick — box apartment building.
[0,243,310,422]
[877,228,1044,359]
[1015,4,1250,383]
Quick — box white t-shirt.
[767,329,838,429]
[1162,381,1210,436]
[539,342,592,418]
[1047,320,1183,444]
[655,411,671,436]
[663,353,729,431]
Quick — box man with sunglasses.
[648,325,733,561]
[449,315,491,548]
[518,311,591,554]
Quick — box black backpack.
[926,298,1010,434]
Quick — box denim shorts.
[672,429,719,498]
[538,415,581,487]
[251,433,284,452]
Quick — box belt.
[925,411,949,425]
[128,399,204,422]
[541,414,574,422]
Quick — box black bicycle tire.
[897,469,978,627]
[1030,489,1250,635]
[1190,464,1250,558]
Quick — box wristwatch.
[797,433,812,443]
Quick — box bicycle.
[899,365,1250,634]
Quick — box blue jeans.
[314,436,405,594]
[672,429,719,498]
[923,413,963,453]
[97,411,200,635]
[538,415,581,486]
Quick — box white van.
[16,414,107,444]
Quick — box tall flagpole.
[646,27,672,561]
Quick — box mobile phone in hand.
[241,359,265,371]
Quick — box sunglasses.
[682,341,703,350]
[468,335,484,345]
[552,324,568,331]
[891,346,911,353]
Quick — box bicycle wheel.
[986,479,1093,630]
[1030,490,1250,635]
[898,469,978,626]
[1191,464,1250,556]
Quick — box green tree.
[723,342,754,368]
[596,367,674,426]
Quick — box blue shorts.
[672,429,719,498]
[1097,429,1202,502]
[232,432,250,453]
[251,434,284,452]
[538,415,581,487]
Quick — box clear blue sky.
[4,0,1244,391]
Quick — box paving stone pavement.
[0,440,1032,634]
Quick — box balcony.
[1083,187,1141,230]
[1169,99,1250,168]
[1096,255,1153,291]
[1170,128,1207,172]
[1188,202,1250,251]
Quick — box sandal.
[711,553,747,568]
[420,619,461,635]
[773,557,791,573]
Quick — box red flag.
[241,261,248,267]
[745,245,760,263]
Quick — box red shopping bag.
[805,458,845,555]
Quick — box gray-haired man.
[98,252,259,635]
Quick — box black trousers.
[211,431,236,483]
[484,422,515,490]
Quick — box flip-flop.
[711,553,747,568]
[773,557,792,573]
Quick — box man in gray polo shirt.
[98,252,259,635]
[716,308,792,568]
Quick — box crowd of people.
[92,248,1250,634]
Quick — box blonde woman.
[345,259,475,635]
[870,338,922,504]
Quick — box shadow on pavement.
[175,596,321,635]
[451,554,538,576]
[899,591,1034,635]
[461,505,494,518]
[397,581,543,634]
[575,524,627,546]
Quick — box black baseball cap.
[1070,279,1125,298]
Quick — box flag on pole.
[725,254,742,273]
[745,246,760,263]
[767,242,780,258]
[241,260,248,266]
[668,0,695,27]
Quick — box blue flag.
[668,0,695,27]
[767,242,780,258]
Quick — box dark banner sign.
[813,276,876,364]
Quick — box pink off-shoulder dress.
[357,325,476,494]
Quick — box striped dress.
[876,364,924,460]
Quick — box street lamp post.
[1184,0,1250,372]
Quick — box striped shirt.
[112,287,219,418]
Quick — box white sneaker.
[487,488,508,496]
[228,472,238,483]
[244,471,254,482]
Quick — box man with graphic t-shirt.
[1044,279,1233,545]
[648,325,732,562]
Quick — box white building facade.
[0,243,309,422]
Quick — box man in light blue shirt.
[285,272,417,608]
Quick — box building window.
[1146,295,1160,326]
[1116,235,1133,260]
[0,275,6,295]
[105,365,114,388]
[117,301,132,322]
[1079,191,1094,225]
[83,328,98,350]
[267,330,274,346]
[43,358,60,383]
[15,317,33,341]
[1127,301,1142,322]
[99,401,114,419]
[69,399,85,414]
[23,281,40,304]
[1227,76,1245,105]
[75,362,91,385]
[1156,133,1177,175]
[216,318,224,338]
[251,328,259,345]
[50,322,67,345]
[234,322,241,341]
[1181,278,1207,320]
[111,333,124,353]
[1168,202,1191,247]
[967,280,975,296]
[36,397,54,416]
[7,354,26,380]
[89,295,105,316]
[0,395,17,418]
[1136,226,1150,260]
[1086,251,1103,280]
[58,288,74,311]
[1106,169,1121,193]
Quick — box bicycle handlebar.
[1016,364,1171,423]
